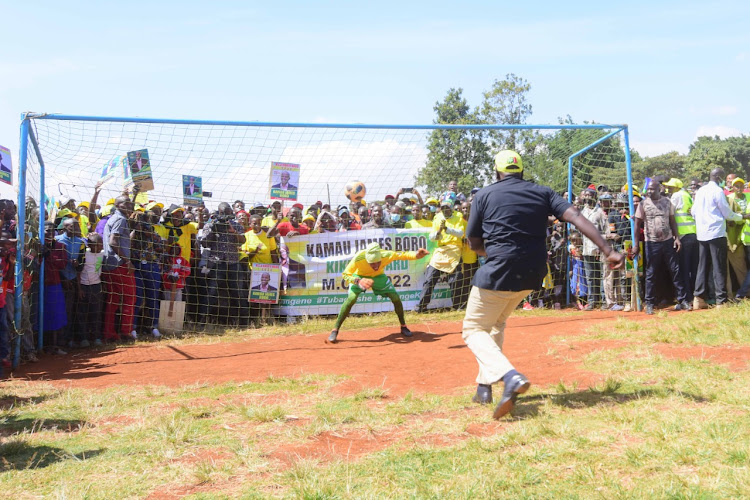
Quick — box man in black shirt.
[465,150,624,419]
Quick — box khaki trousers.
[462,287,530,385]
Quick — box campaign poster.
[249,263,282,304]
[182,175,203,207]
[0,145,12,185]
[126,149,155,192]
[269,161,300,201]
[101,155,125,185]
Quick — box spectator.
[406,205,432,229]
[42,222,68,354]
[276,208,309,237]
[726,178,749,296]
[233,200,245,213]
[389,204,406,229]
[202,202,248,326]
[241,214,279,265]
[78,232,104,346]
[131,210,164,339]
[631,180,689,314]
[55,217,86,347]
[691,168,750,309]
[455,201,478,309]
[337,207,361,231]
[580,188,609,310]
[102,195,137,342]
[664,178,698,304]
[384,195,396,209]
[362,204,387,229]
[415,192,464,312]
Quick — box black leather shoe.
[472,384,492,404]
[493,372,530,419]
[326,330,338,344]
[400,326,413,337]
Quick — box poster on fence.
[0,145,12,185]
[126,149,155,191]
[269,162,299,201]
[249,263,281,304]
[278,228,452,316]
[182,175,203,207]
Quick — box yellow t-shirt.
[262,214,288,228]
[429,212,464,273]
[405,219,432,229]
[155,222,198,262]
[457,218,477,264]
[78,214,90,237]
[342,250,418,284]
[241,229,278,265]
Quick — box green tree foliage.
[632,151,687,182]
[480,73,533,151]
[685,136,742,180]
[415,88,492,196]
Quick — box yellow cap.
[78,201,90,209]
[57,208,79,219]
[425,197,439,206]
[733,177,745,186]
[494,150,523,173]
[663,178,683,189]
[106,198,116,206]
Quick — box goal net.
[15,114,635,353]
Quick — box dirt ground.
[11,310,750,396]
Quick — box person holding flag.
[327,242,429,344]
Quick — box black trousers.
[678,233,699,301]
[417,265,459,311]
[454,262,478,310]
[645,239,686,305]
[695,237,729,304]
[583,256,602,305]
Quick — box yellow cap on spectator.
[663,178,683,189]
[732,177,745,187]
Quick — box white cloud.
[694,125,745,139]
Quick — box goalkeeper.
[327,242,429,344]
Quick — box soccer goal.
[13,113,636,364]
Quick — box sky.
[1,0,748,203]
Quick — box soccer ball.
[344,181,366,202]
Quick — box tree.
[631,151,687,182]
[415,88,492,196]
[685,136,741,180]
[480,73,533,151]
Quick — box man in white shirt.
[691,167,750,308]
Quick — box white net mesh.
[17,116,633,350]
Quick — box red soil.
[12,310,749,397]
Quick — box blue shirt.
[103,210,131,271]
[467,176,571,291]
[54,233,86,281]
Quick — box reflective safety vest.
[674,189,696,236]
[741,200,750,246]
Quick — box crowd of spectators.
[3,166,749,372]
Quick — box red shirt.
[43,242,67,286]
[276,222,309,237]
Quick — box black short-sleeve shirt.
[467,176,572,291]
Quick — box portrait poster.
[0,145,12,185]
[269,161,300,202]
[249,263,281,304]
[182,175,203,207]
[126,149,154,191]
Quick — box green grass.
[2,307,749,498]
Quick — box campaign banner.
[0,145,12,185]
[183,175,203,207]
[250,263,282,304]
[269,161,299,201]
[278,228,452,316]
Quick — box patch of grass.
[2,309,749,498]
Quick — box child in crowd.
[41,222,68,354]
[77,232,104,346]
[162,243,190,302]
